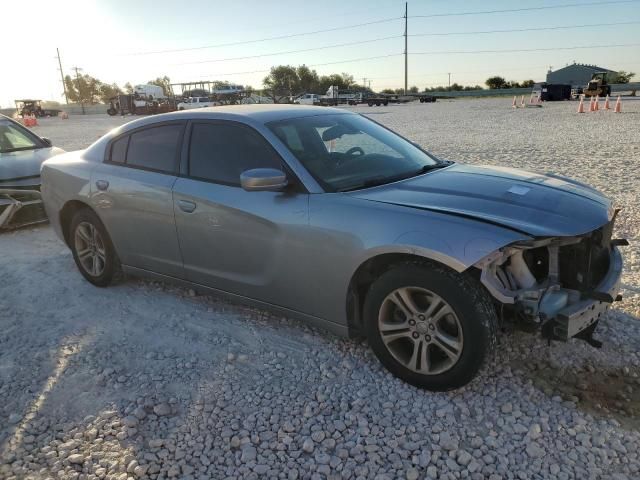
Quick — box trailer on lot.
[532,83,572,101]
[107,94,177,116]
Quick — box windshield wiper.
[338,160,453,192]
[1,146,37,154]
[416,160,453,174]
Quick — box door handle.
[95,180,109,191]
[177,199,196,213]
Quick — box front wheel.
[363,262,497,390]
[69,209,122,287]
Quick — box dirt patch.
[515,357,640,430]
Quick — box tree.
[296,65,319,94]
[520,79,535,88]
[123,82,134,94]
[148,76,172,96]
[381,88,395,94]
[64,73,103,105]
[99,83,122,103]
[409,86,419,93]
[613,70,635,84]
[263,65,300,103]
[485,76,507,89]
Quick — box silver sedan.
[41,105,625,390]
[0,114,64,229]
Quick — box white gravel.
[1,98,640,480]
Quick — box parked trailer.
[419,95,436,103]
[531,83,572,101]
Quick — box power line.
[173,20,639,67]
[412,43,640,56]
[192,53,404,79]
[411,0,640,18]
[187,40,638,81]
[114,1,640,58]
[409,20,640,37]
[177,35,401,65]
[121,17,402,56]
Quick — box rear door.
[91,121,186,278]
[172,120,311,310]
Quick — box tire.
[69,208,122,287]
[363,262,497,391]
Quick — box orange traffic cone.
[512,96,517,108]
[588,96,595,112]
[614,95,622,113]
[604,95,610,110]
[520,95,525,107]
[577,96,585,113]
[594,95,600,111]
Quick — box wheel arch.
[345,251,468,338]
[59,199,95,247]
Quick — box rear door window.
[122,124,183,173]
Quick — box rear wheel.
[363,262,497,390]
[69,209,122,287]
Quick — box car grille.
[558,219,614,291]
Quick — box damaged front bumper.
[0,188,47,229]
[475,223,626,345]
[549,246,623,341]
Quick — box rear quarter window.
[110,136,129,163]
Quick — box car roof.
[0,113,22,125]
[176,104,350,122]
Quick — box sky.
[1,0,639,107]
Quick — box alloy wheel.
[377,287,463,375]
[74,221,106,277]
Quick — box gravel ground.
[1,98,639,480]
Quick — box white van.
[177,97,219,110]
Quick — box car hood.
[349,163,613,237]
[0,147,65,187]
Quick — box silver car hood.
[0,147,65,187]
[350,163,613,237]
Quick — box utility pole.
[404,2,408,95]
[56,48,69,105]
[448,73,451,88]
[72,66,85,114]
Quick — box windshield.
[267,113,440,192]
[0,120,39,153]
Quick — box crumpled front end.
[0,187,47,230]
[475,215,627,346]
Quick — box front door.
[91,122,185,278]
[172,120,311,311]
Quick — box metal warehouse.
[546,63,617,87]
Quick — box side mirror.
[41,137,52,147]
[240,168,288,192]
